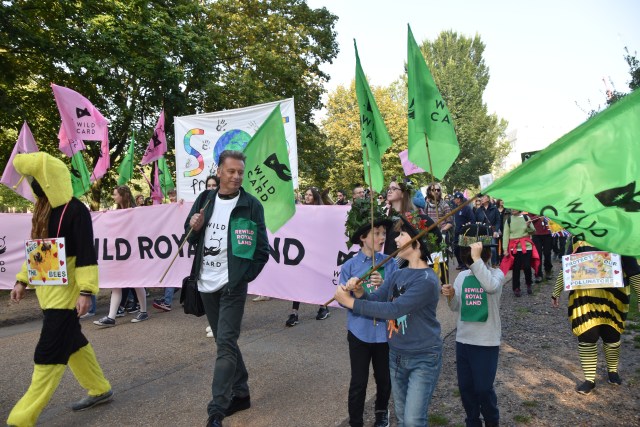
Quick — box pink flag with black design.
[141,110,167,165]
[1,121,39,202]
[51,83,110,179]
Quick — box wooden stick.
[325,194,478,307]
[159,198,211,283]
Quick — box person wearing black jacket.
[474,195,501,266]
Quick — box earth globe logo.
[213,129,252,166]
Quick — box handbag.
[180,249,206,317]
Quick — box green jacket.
[185,187,269,289]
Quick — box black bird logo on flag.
[263,153,291,182]
[76,107,91,118]
[595,182,640,213]
[336,250,358,266]
[70,165,81,179]
[151,130,162,148]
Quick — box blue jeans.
[200,282,250,418]
[163,287,175,305]
[456,342,499,427]
[389,348,442,427]
[89,295,96,314]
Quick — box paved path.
[0,287,458,426]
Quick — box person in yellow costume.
[7,152,112,427]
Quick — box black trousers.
[347,331,391,427]
[532,234,553,277]
[512,251,532,290]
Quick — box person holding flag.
[340,198,397,427]
[186,149,269,427]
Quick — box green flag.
[484,89,640,256]
[70,151,91,198]
[407,24,459,180]
[157,156,175,196]
[242,104,295,233]
[117,132,135,185]
[354,40,392,192]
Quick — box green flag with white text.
[157,156,175,196]
[117,132,135,185]
[70,151,92,198]
[354,40,392,192]
[243,104,295,233]
[407,24,459,180]
[484,89,640,256]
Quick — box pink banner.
[141,110,167,165]
[0,205,353,306]
[1,122,39,202]
[399,149,425,176]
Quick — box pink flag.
[1,122,39,202]
[399,149,425,176]
[151,162,163,205]
[51,84,110,179]
[141,110,167,165]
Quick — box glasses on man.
[387,187,401,192]
[432,188,441,192]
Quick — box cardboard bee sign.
[25,238,68,285]
[561,251,623,291]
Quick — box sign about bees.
[561,251,623,291]
[24,238,68,286]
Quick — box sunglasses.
[431,188,441,192]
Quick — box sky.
[307,0,640,167]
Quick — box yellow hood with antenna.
[13,152,73,208]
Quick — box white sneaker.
[206,331,214,338]
[80,312,96,319]
[205,325,212,333]
[252,295,271,302]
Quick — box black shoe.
[534,276,543,283]
[225,394,251,417]
[577,380,595,395]
[374,409,390,427]
[608,371,622,385]
[207,414,223,427]
[316,306,330,320]
[514,288,521,297]
[71,390,113,411]
[526,284,533,295]
[285,313,299,327]
[545,270,553,280]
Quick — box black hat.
[458,223,496,247]
[453,191,465,199]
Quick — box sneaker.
[93,316,115,327]
[285,313,299,327]
[526,284,533,295]
[577,380,595,395]
[545,270,553,280]
[252,295,271,302]
[152,301,172,312]
[206,331,214,338]
[607,371,622,385]
[316,306,330,320]
[206,325,212,333]
[207,414,223,427]
[116,306,126,318]
[71,390,113,411]
[534,276,543,283]
[80,312,95,319]
[153,298,164,306]
[225,394,251,416]
[513,288,522,297]
[126,304,140,314]
[131,312,149,323]
[374,409,390,427]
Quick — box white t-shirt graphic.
[198,194,239,293]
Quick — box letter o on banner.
[154,236,172,259]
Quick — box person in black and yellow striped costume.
[551,241,640,395]
[7,152,112,427]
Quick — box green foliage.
[416,31,510,190]
[514,414,532,424]
[428,413,449,425]
[588,46,639,117]
[0,0,338,208]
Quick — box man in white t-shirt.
[186,150,269,427]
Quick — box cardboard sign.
[25,237,68,285]
[561,251,623,291]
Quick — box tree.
[408,31,510,191]
[0,0,338,208]
[321,80,409,194]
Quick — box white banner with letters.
[174,98,298,201]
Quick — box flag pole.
[363,144,378,325]
[324,194,478,307]
[424,134,451,293]
[159,198,211,283]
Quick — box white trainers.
[252,295,271,302]
[206,331,214,338]
[205,325,212,333]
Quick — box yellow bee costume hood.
[13,152,73,208]
[7,152,111,427]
